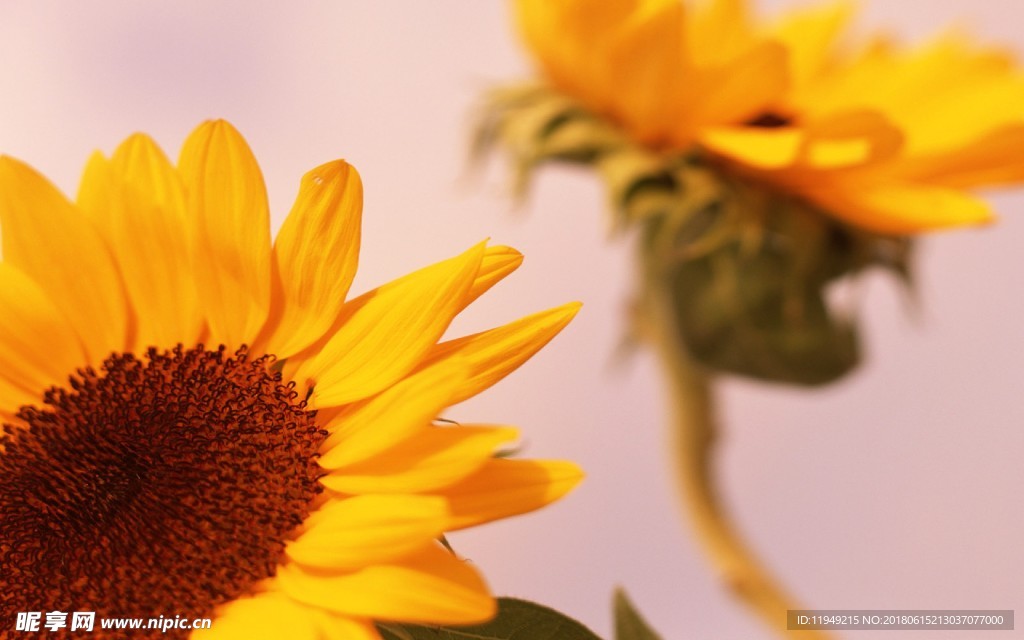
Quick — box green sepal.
[613,589,664,640]
[476,83,914,386]
[472,84,629,199]
[635,162,911,386]
[377,598,603,640]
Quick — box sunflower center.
[0,346,325,637]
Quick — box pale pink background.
[1,2,1022,639]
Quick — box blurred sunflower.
[0,120,582,639]
[508,0,1024,233]
[479,3,1024,638]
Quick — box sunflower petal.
[690,41,789,127]
[687,0,756,67]
[77,152,202,349]
[809,181,995,234]
[699,126,803,170]
[319,359,467,466]
[0,156,127,363]
[287,495,448,571]
[462,245,523,308]
[439,459,585,531]
[898,125,1024,189]
[178,120,271,350]
[419,302,581,405]
[281,243,519,381]
[0,380,34,421]
[515,0,632,106]
[771,0,854,86]
[605,0,689,142]
[295,242,485,407]
[110,133,189,222]
[263,160,362,358]
[321,426,519,494]
[799,110,904,169]
[277,543,495,625]
[702,110,903,171]
[196,592,318,640]
[0,264,86,402]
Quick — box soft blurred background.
[1,1,1022,638]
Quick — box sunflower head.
[478,0,1024,384]
[0,121,583,639]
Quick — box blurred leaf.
[378,598,603,640]
[613,589,663,640]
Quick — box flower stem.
[640,244,832,640]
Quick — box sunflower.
[480,4,1024,637]
[510,0,1024,233]
[0,120,583,639]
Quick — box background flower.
[1,2,1022,638]
[516,0,1024,234]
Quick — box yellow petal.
[771,0,854,86]
[294,242,485,407]
[262,160,362,358]
[896,125,1024,189]
[178,120,271,350]
[799,110,904,169]
[77,152,202,349]
[321,426,519,494]
[605,0,691,143]
[286,495,448,571]
[281,243,520,382]
[196,592,318,640]
[418,302,581,405]
[462,245,523,309]
[687,0,755,67]
[688,41,789,128]
[0,264,86,401]
[700,126,804,170]
[319,359,467,467]
[77,151,116,228]
[516,0,635,107]
[277,543,495,625]
[0,156,128,363]
[110,133,189,222]
[808,181,995,234]
[701,111,903,171]
[439,459,585,531]
[0,380,35,421]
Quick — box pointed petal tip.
[183,118,245,150]
[113,131,164,158]
[306,158,360,181]
[206,117,235,129]
[550,459,586,484]
[463,239,491,265]
[563,300,584,314]
[544,300,584,328]
[485,244,523,260]
[529,459,586,496]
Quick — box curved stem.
[641,252,832,640]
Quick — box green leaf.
[613,589,663,640]
[377,598,603,640]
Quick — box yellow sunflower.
[514,0,1024,233]
[0,120,583,639]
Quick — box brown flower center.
[0,346,325,638]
